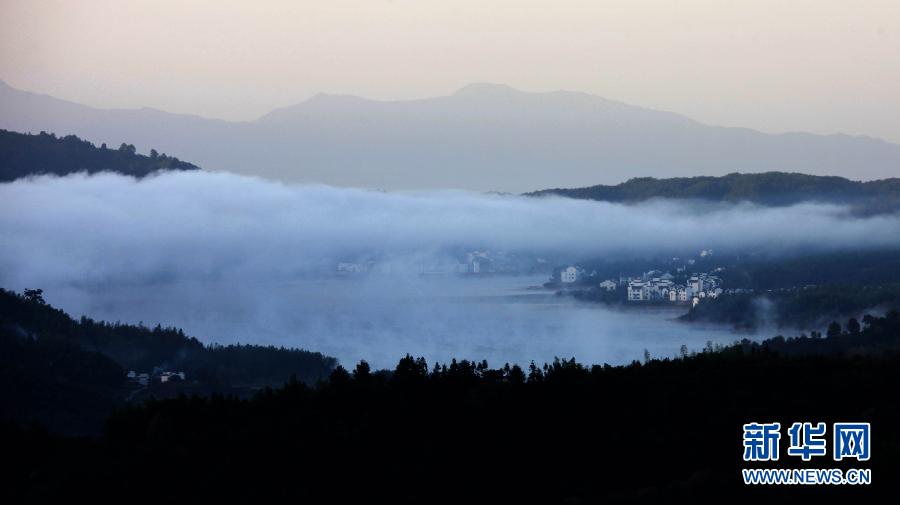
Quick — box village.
[556,250,728,307]
[335,250,549,276]
[126,368,186,386]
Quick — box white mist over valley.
[4,171,900,368]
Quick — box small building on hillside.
[689,276,704,293]
[627,281,646,301]
[160,371,186,383]
[598,280,617,291]
[560,266,579,283]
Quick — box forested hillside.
[529,172,900,213]
[0,129,199,181]
[6,311,899,502]
[0,288,337,433]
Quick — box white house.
[560,266,579,283]
[627,280,647,301]
[689,276,704,293]
[598,280,617,291]
[160,371,186,383]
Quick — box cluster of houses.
[625,271,723,306]
[126,369,186,386]
[337,250,546,276]
[338,257,482,275]
[558,265,724,307]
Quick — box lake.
[46,274,754,370]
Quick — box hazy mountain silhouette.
[2,80,899,192]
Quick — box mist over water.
[42,275,744,369]
[4,171,900,368]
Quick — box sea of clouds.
[3,170,900,290]
[3,171,900,367]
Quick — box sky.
[1,0,899,143]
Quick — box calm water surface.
[48,274,755,369]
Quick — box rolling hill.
[527,172,900,213]
[3,80,900,192]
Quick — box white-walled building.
[626,270,714,304]
[689,276,704,293]
[560,266,579,283]
[160,371,186,383]
[627,281,647,301]
[598,280,617,291]
[628,278,674,301]
[612,268,725,305]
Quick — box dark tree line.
[4,305,899,502]
[0,129,199,181]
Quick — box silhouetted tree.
[508,364,525,385]
[23,288,45,304]
[353,360,371,381]
[827,321,842,338]
[527,361,543,383]
[328,365,351,387]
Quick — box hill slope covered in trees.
[0,288,337,433]
[5,311,899,503]
[0,129,199,181]
[528,172,900,213]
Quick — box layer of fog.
[42,275,746,370]
[3,171,900,367]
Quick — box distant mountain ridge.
[2,80,900,191]
[0,129,199,181]
[527,172,900,213]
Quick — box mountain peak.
[307,91,366,102]
[452,82,522,97]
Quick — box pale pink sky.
[2,0,899,142]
